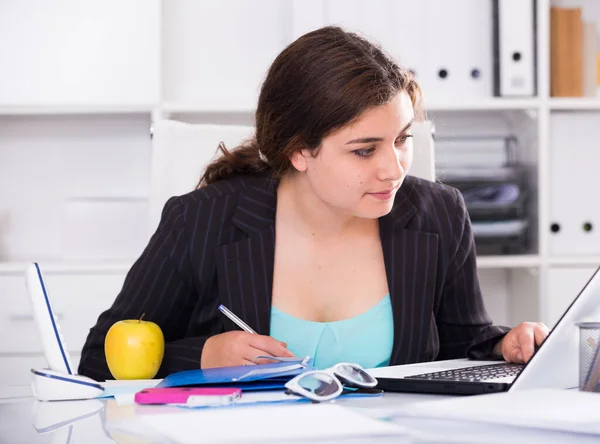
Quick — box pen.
[218,304,257,334]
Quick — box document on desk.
[390,388,600,436]
[135,403,407,443]
[97,379,161,405]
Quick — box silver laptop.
[374,266,600,395]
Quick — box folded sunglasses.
[284,362,378,402]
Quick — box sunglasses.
[284,362,378,402]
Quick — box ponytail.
[197,141,271,188]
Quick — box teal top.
[269,294,394,370]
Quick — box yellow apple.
[104,317,165,380]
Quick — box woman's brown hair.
[198,25,423,187]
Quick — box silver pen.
[218,304,257,334]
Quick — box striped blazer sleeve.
[78,196,206,381]
[436,188,510,360]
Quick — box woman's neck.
[276,174,376,239]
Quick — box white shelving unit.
[476,255,542,269]
[548,98,600,109]
[1,0,600,385]
[0,105,156,116]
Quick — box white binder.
[425,0,494,101]
[389,0,428,90]
[292,0,495,102]
[493,0,536,97]
[549,113,600,256]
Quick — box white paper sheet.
[98,379,160,399]
[138,403,407,443]
[391,388,600,436]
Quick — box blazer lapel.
[215,179,277,336]
[214,176,439,363]
[380,184,439,365]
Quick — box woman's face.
[295,91,415,219]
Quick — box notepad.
[135,403,407,443]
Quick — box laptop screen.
[510,265,600,391]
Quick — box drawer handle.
[9,313,64,321]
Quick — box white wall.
[1,0,599,386]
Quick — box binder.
[550,7,583,97]
[425,0,493,100]
[156,358,314,390]
[388,0,428,86]
[293,0,495,101]
[549,112,600,256]
[492,0,536,97]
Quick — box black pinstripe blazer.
[79,174,510,381]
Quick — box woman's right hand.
[200,331,295,368]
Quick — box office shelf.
[425,98,540,112]
[161,102,255,115]
[547,98,600,111]
[477,255,541,269]
[0,261,133,275]
[547,257,600,267]
[163,99,544,115]
[0,105,155,116]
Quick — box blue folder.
[156,357,313,391]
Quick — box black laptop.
[376,361,524,395]
[374,265,600,395]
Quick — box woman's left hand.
[494,322,550,363]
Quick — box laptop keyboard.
[407,363,525,383]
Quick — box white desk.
[1,360,598,444]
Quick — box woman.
[79,26,548,381]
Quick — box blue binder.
[156,357,313,391]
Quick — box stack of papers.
[390,388,600,436]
